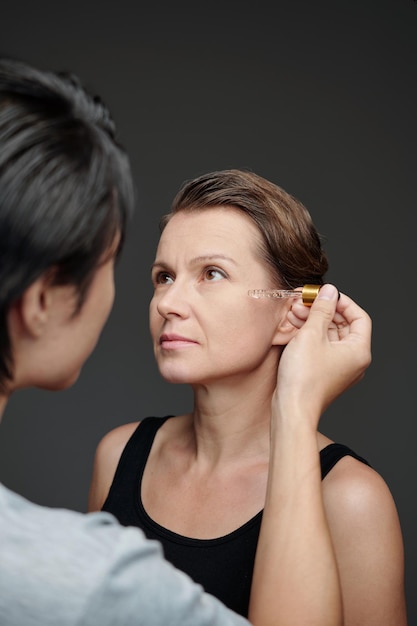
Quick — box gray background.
[0,0,416,622]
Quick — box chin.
[40,370,81,391]
[159,369,193,385]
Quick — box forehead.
[157,207,262,256]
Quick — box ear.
[13,273,56,339]
[271,301,299,346]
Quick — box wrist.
[271,395,322,437]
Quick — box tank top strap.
[102,416,173,515]
[320,442,371,480]
[122,415,173,473]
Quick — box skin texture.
[89,208,407,626]
[149,208,293,389]
[6,251,117,395]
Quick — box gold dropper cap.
[301,284,321,306]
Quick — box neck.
[189,369,277,464]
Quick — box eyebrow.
[151,254,238,272]
[190,254,238,266]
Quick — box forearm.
[248,285,372,626]
[248,413,342,626]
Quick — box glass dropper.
[248,284,321,307]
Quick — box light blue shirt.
[0,483,250,625]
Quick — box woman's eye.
[204,267,226,281]
[154,272,174,285]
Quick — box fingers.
[288,285,371,353]
[317,287,372,373]
[287,302,309,329]
[288,284,338,333]
[276,284,372,423]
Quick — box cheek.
[103,283,115,320]
[90,266,116,326]
[226,304,263,329]
[205,306,252,348]
[99,266,116,317]
[149,300,161,338]
[222,305,277,347]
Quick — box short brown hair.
[161,168,328,289]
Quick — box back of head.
[162,168,328,288]
[0,57,135,391]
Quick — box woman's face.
[149,207,290,387]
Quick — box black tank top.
[102,416,370,617]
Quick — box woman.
[89,169,407,625]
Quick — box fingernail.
[317,284,338,300]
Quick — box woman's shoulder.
[96,421,141,457]
[320,443,406,622]
[88,422,141,512]
[321,445,401,543]
[317,431,397,521]
[94,416,179,464]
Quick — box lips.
[159,333,198,350]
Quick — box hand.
[274,284,372,427]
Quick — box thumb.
[306,283,339,329]
[316,283,339,303]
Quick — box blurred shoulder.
[95,421,141,460]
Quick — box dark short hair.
[0,58,135,391]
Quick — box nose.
[152,280,190,320]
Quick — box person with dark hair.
[91,169,407,625]
[0,57,372,626]
[0,58,133,395]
